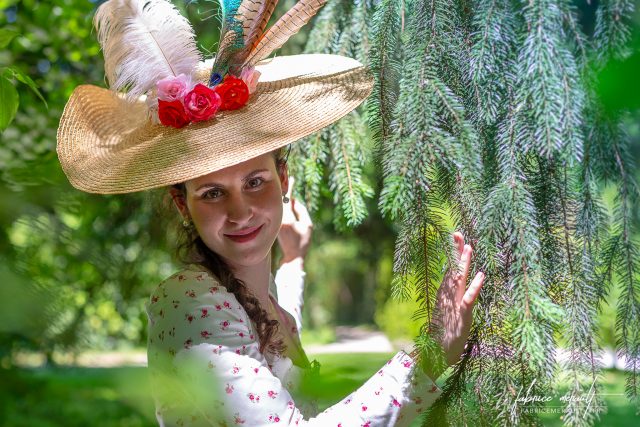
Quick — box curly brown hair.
[167,148,289,357]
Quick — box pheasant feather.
[94,0,201,102]
[210,0,245,81]
[226,0,279,75]
[242,0,327,69]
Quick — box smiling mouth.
[224,225,263,243]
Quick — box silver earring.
[282,195,290,203]
[182,218,193,228]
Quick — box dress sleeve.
[274,259,306,333]
[147,269,442,427]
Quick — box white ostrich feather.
[94,0,202,102]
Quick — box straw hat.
[56,0,374,194]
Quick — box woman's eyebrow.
[194,169,270,192]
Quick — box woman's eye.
[246,177,264,188]
[203,189,223,199]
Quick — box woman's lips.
[224,224,263,243]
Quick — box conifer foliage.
[297,0,639,425]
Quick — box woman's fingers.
[453,232,473,303]
[461,271,484,313]
[454,232,464,260]
[286,176,295,199]
[292,198,313,228]
[461,244,472,280]
[282,201,296,224]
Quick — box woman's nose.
[226,193,253,224]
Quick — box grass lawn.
[1,353,637,426]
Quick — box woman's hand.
[277,177,313,266]
[416,231,485,380]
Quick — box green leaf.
[0,0,18,8]
[4,67,48,108]
[0,29,19,49]
[0,74,19,131]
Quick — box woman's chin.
[218,243,274,268]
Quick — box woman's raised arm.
[275,184,313,334]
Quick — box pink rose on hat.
[157,73,193,102]
[240,66,261,94]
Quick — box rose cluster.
[154,66,261,129]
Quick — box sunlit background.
[1,0,639,426]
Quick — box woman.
[143,147,484,426]
[56,0,484,425]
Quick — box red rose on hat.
[158,99,190,128]
[214,75,250,111]
[184,84,222,122]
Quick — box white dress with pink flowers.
[145,264,442,427]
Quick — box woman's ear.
[277,162,289,196]
[168,187,190,220]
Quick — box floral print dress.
[146,264,442,426]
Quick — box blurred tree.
[0,0,178,364]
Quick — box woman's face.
[171,152,288,268]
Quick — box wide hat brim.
[56,54,374,194]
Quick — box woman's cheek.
[192,204,224,238]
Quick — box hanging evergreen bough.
[290,0,375,229]
[366,0,403,146]
[298,0,639,424]
[594,0,635,63]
